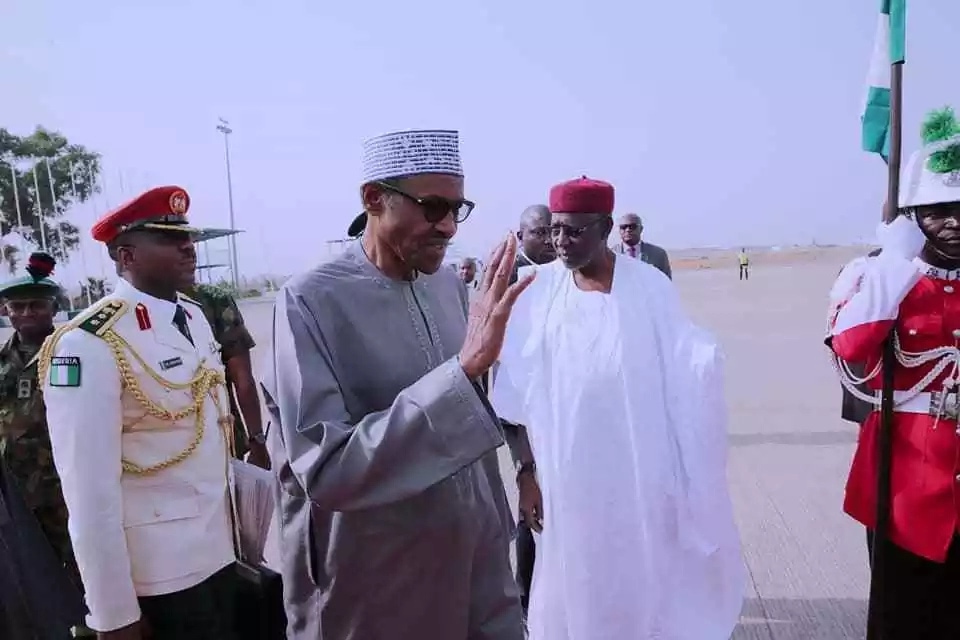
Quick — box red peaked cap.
[91,186,198,244]
[548,176,615,215]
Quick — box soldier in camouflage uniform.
[187,282,269,468]
[0,253,93,637]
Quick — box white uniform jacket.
[41,278,235,632]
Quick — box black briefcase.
[234,560,286,640]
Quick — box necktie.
[172,305,194,346]
[628,245,637,258]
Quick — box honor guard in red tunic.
[40,186,239,640]
[828,108,960,638]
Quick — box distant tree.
[0,127,101,269]
[208,279,239,298]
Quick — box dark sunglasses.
[550,218,607,239]
[377,181,475,224]
[619,223,638,231]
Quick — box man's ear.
[115,245,135,272]
[360,183,387,217]
[516,230,522,242]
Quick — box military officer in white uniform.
[41,186,237,640]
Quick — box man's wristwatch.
[515,461,536,480]
[247,432,267,447]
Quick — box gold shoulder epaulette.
[76,299,128,337]
[36,299,129,383]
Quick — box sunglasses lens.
[422,199,452,223]
[454,202,474,223]
[422,199,473,224]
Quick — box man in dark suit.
[613,213,672,279]
[512,205,555,277]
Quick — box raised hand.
[459,233,536,380]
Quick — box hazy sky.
[3,0,960,284]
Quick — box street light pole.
[216,118,240,290]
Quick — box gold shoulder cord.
[38,301,235,476]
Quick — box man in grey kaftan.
[261,129,524,640]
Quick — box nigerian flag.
[862,0,906,159]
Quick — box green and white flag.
[862,0,906,159]
[49,356,82,387]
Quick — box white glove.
[829,257,869,307]
[875,215,926,261]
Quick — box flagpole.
[885,65,903,218]
[10,166,25,256]
[31,164,48,251]
[68,162,93,307]
[867,60,904,640]
[84,162,108,282]
[44,159,69,261]
[44,158,75,311]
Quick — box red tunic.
[830,256,960,562]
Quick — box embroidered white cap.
[899,107,960,212]
[900,133,960,208]
[360,129,463,184]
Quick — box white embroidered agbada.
[492,257,745,640]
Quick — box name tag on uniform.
[160,356,184,371]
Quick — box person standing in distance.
[614,212,672,279]
[737,248,750,281]
[458,257,479,288]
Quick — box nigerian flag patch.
[49,357,82,387]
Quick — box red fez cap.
[91,186,200,244]
[548,176,615,215]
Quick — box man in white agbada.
[491,176,746,639]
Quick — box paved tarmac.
[242,258,869,639]
[678,263,868,639]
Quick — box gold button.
[947,285,956,293]
[953,330,960,339]
[909,329,918,336]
